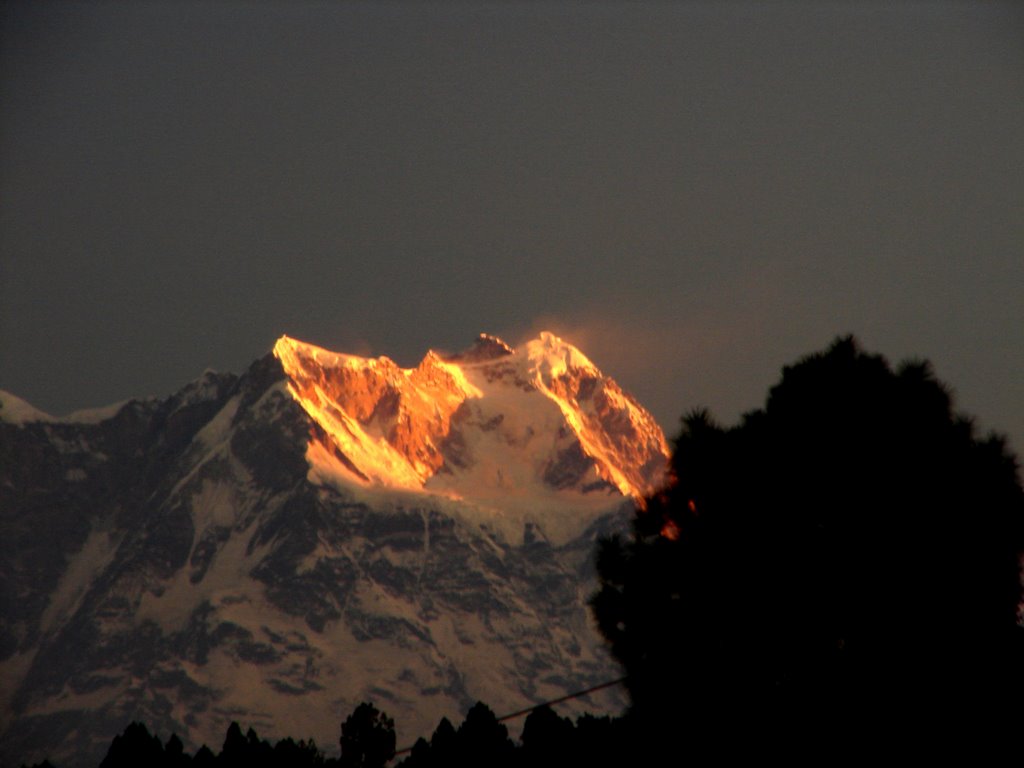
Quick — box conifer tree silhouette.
[426,715,456,767]
[99,722,165,768]
[454,702,514,768]
[193,744,216,767]
[220,721,248,767]
[165,733,189,768]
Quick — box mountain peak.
[524,331,598,381]
[271,333,668,509]
[445,333,515,363]
[0,389,54,424]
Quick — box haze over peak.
[272,332,669,508]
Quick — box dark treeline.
[21,700,633,768]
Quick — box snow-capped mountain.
[0,333,668,768]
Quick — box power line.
[392,676,628,757]
[495,676,627,723]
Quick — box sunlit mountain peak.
[525,331,599,382]
[272,333,669,512]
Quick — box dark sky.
[2,1,1023,452]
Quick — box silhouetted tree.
[165,733,190,767]
[592,337,1024,758]
[193,745,216,767]
[454,702,514,768]
[520,706,573,768]
[273,736,324,767]
[217,722,273,768]
[338,702,396,768]
[219,722,247,767]
[426,716,456,767]
[572,714,628,766]
[248,727,274,768]
[397,737,432,768]
[99,722,165,768]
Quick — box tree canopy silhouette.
[592,337,1024,757]
[339,702,396,768]
[453,702,514,768]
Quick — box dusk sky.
[2,1,1022,452]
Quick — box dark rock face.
[0,356,627,768]
[443,334,515,364]
[0,372,241,664]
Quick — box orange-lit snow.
[273,332,669,513]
